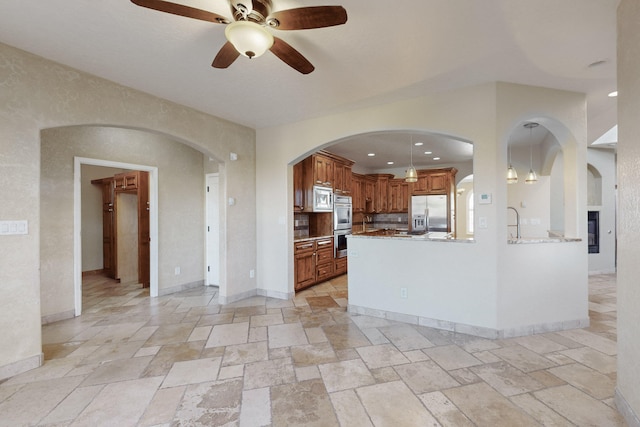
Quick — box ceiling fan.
[130,0,348,74]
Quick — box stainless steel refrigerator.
[411,195,448,232]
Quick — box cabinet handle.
[317,240,332,246]
[324,181,331,186]
[298,243,313,249]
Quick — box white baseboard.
[41,309,75,325]
[158,280,204,296]
[616,388,640,427]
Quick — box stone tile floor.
[0,273,625,426]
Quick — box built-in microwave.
[312,185,333,212]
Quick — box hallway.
[0,274,624,426]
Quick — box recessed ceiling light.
[414,142,424,146]
[387,161,394,165]
[608,91,618,97]
[424,151,432,155]
[367,153,376,157]
[433,157,441,161]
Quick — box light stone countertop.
[507,237,582,244]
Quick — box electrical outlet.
[400,287,408,298]
[250,269,255,278]
[174,267,181,275]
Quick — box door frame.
[74,157,159,315]
[205,173,220,286]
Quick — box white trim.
[205,173,220,287]
[74,157,159,316]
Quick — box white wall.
[0,42,255,379]
[616,0,640,423]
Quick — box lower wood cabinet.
[294,237,346,291]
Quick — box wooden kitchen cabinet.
[363,176,376,213]
[312,153,334,188]
[370,174,393,213]
[294,237,343,291]
[351,173,364,213]
[333,161,353,195]
[293,161,305,212]
[412,168,457,195]
[388,179,409,213]
[315,237,334,283]
[294,241,316,291]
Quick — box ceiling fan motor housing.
[231,0,273,24]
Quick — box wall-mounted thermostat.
[478,193,492,204]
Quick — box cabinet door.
[137,171,150,288]
[101,180,115,278]
[295,251,316,290]
[374,176,389,213]
[428,173,449,193]
[413,175,429,193]
[333,162,345,194]
[314,155,333,188]
[293,161,305,212]
[351,175,363,212]
[364,178,375,213]
[114,171,138,192]
[389,180,409,213]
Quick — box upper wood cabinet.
[333,161,353,196]
[363,176,376,213]
[293,161,305,212]
[114,171,139,192]
[311,153,334,188]
[388,179,409,213]
[370,174,393,213]
[351,173,365,213]
[411,168,457,195]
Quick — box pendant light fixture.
[507,141,518,184]
[524,122,539,184]
[405,135,418,183]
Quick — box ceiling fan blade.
[270,37,314,74]
[212,42,241,69]
[268,6,347,30]
[131,0,229,24]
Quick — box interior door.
[101,179,115,278]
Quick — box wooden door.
[293,161,305,212]
[137,171,150,287]
[97,179,115,278]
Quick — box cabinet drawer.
[316,262,334,281]
[316,248,333,263]
[294,241,315,254]
[335,257,347,275]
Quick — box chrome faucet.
[362,215,372,231]
[507,207,521,239]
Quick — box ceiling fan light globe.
[225,21,274,59]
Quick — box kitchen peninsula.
[347,232,587,339]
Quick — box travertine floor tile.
[394,360,459,393]
[161,357,222,388]
[560,346,617,374]
[268,323,309,348]
[173,379,243,426]
[444,382,539,426]
[356,380,441,426]
[424,344,482,371]
[470,361,544,396]
[290,342,338,367]
[271,379,339,426]
[240,387,271,427]
[137,385,186,427]
[490,344,557,373]
[378,324,435,351]
[318,359,375,393]
[330,389,374,427]
[205,322,249,348]
[418,391,475,427]
[547,363,616,400]
[510,392,574,427]
[243,358,296,390]
[222,341,269,366]
[534,384,625,426]
[71,376,163,427]
[356,343,411,369]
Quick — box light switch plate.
[0,220,28,235]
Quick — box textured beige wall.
[0,42,255,372]
[41,126,209,317]
[616,0,640,423]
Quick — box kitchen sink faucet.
[507,206,521,239]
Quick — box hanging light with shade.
[405,135,418,183]
[524,122,539,184]
[507,140,518,184]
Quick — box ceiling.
[0,0,619,147]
